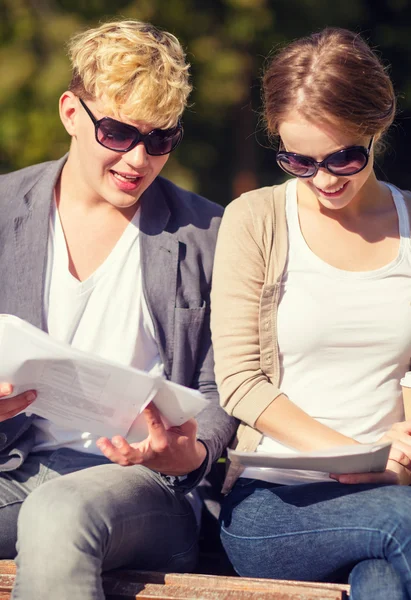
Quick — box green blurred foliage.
[1,0,411,205]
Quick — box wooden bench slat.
[162,573,350,594]
[104,570,350,591]
[126,584,344,600]
[103,575,348,599]
[0,563,15,576]
[0,560,350,600]
[104,570,349,596]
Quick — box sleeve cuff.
[160,440,209,494]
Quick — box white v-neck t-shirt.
[243,178,411,485]
[32,202,164,453]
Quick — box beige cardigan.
[211,180,411,493]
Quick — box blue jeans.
[221,478,411,600]
[0,449,198,600]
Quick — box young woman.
[211,28,411,599]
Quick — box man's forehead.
[90,98,168,132]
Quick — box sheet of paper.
[0,314,208,440]
[126,380,209,442]
[228,442,392,474]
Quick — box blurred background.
[1,0,411,206]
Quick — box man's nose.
[124,142,149,169]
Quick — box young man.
[0,20,236,599]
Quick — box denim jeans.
[220,478,411,600]
[0,449,198,600]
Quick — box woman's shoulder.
[386,184,411,224]
[397,187,411,204]
[386,182,411,202]
[219,181,289,253]
[224,180,288,220]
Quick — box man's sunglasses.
[79,98,183,156]
[276,137,373,178]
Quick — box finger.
[388,422,411,436]
[176,418,198,438]
[0,383,13,397]
[96,437,136,466]
[143,403,168,452]
[0,391,36,419]
[97,436,152,466]
[112,436,150,461]
[390,433,411,450]
[390,442,411,466]
[0,406,33,422]
[330,471,395,485]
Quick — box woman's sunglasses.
[276,137,373,178]
[79,98,183,156]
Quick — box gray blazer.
[0,156,237,490]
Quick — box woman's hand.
[330,421,411,486]
[330,440,411,486]
[377,421,411,457]
[0,383,36,422]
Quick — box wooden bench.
[0,560,350,599]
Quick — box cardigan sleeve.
[210,193,283,428]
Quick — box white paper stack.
[228,442,391,474]
[0,314,209,440]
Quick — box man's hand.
[0,383,36,422]
[96,402,207,476]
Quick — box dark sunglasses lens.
[97,119,182,155]
[97,119,137,151]
[277,155,315,177]
[146,128,182,155]
[327,148,368,175]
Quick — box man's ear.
[59,91,78,137]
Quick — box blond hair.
[68,20,192,128]
[263,28,395,144]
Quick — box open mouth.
[111,171,142,183]
[110,170,144,191]
[316,181,348,198]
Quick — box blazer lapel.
[140,179,179,378]
[13,158,66,329]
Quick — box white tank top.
[243,178,411,485]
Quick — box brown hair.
[263,28,395,143]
